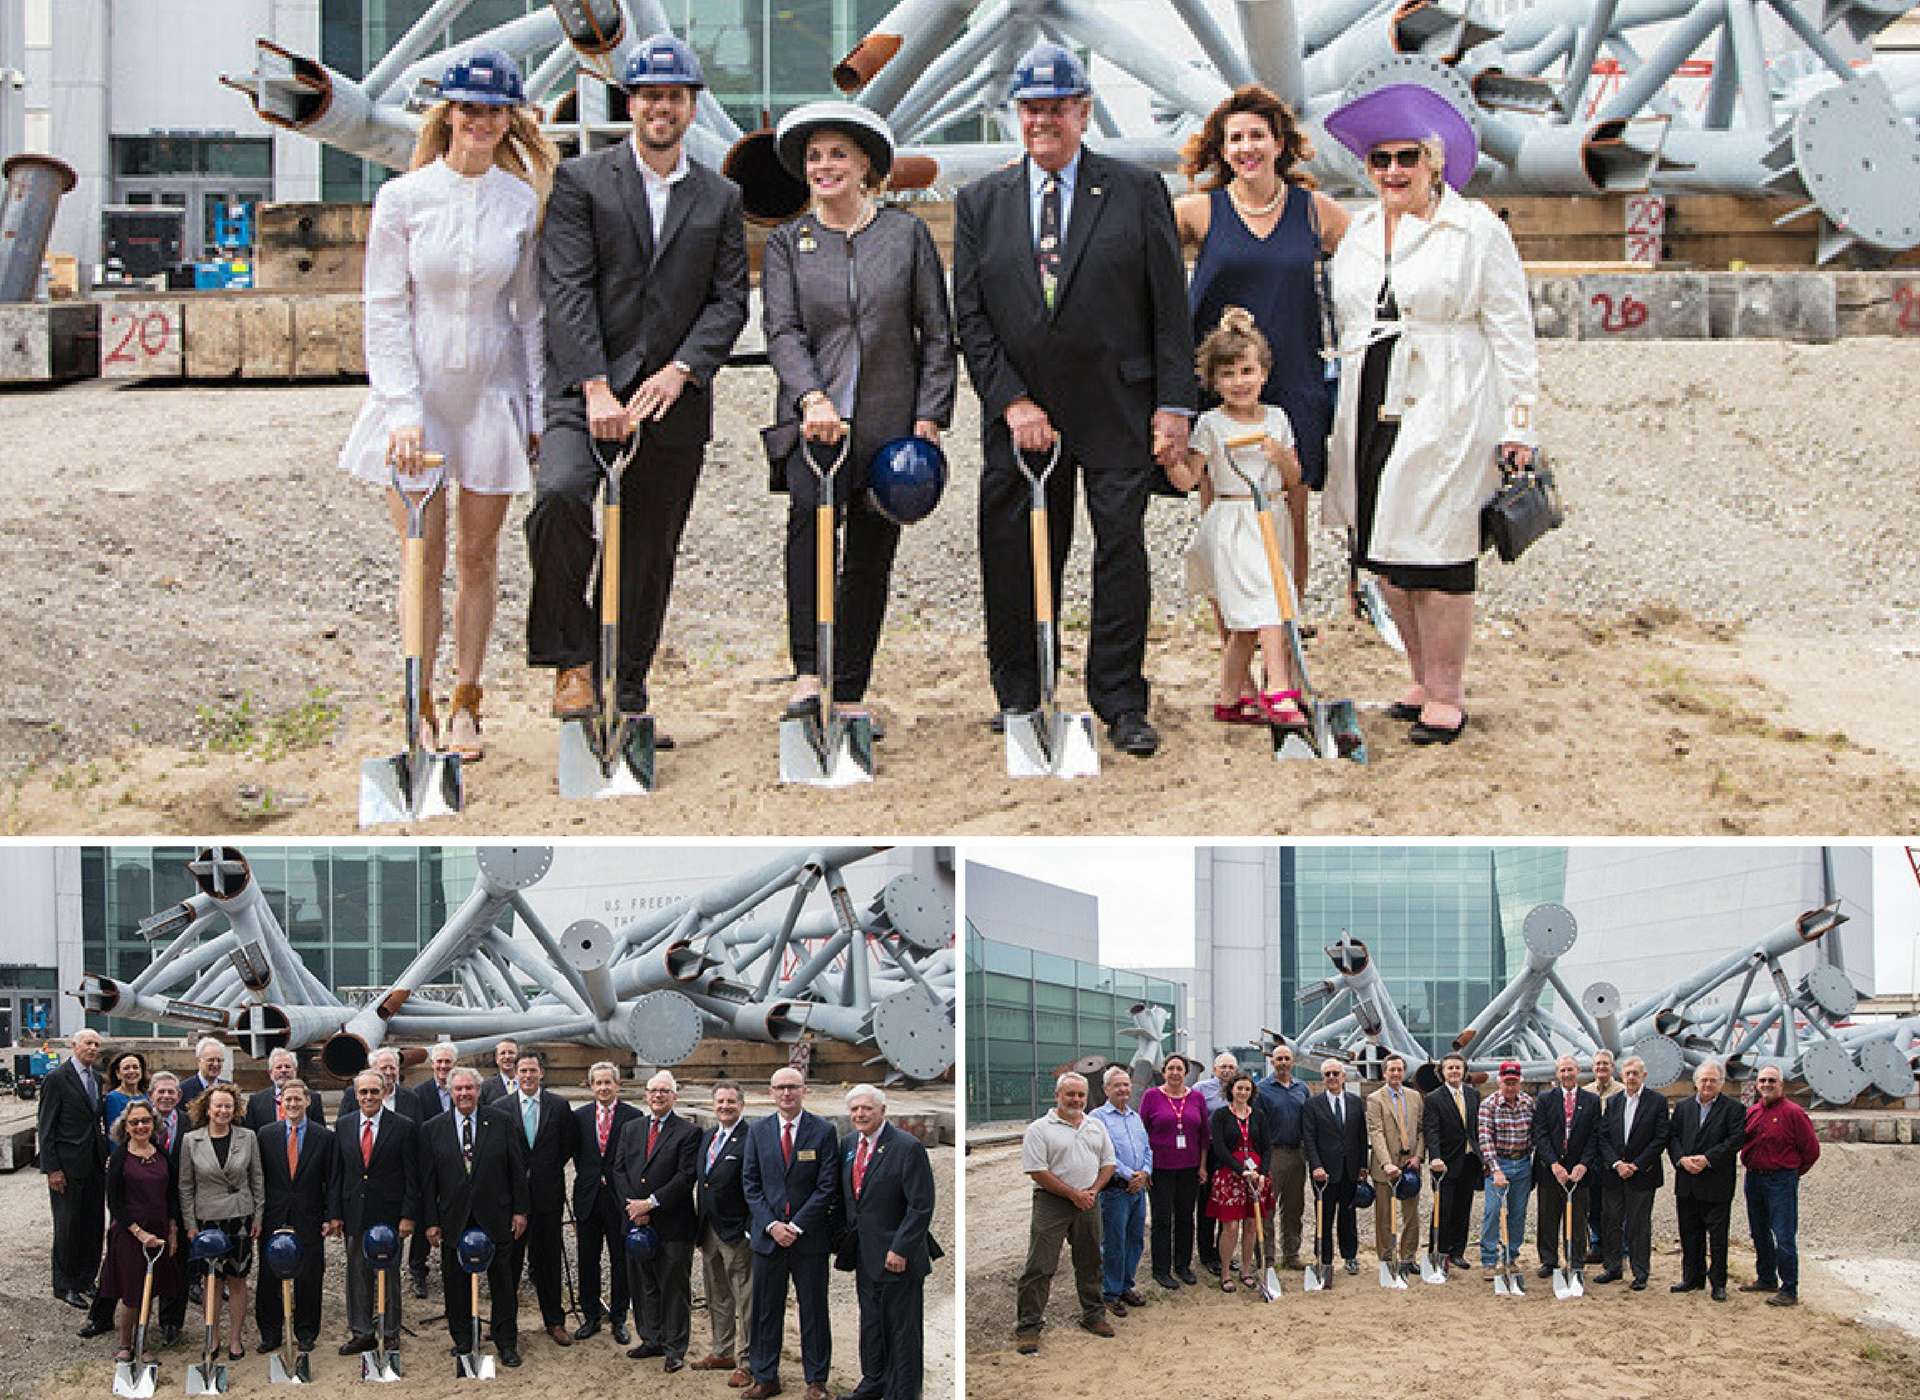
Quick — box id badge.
[1175,1132,1187,1151]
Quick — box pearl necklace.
[1229,179,1285,218]
[815,197,877,235]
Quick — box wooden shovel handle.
[402,537,428,659]
[816,503,835,625]
[601,504,622,625]
[1029,509,1052,625]
[1255,510,1298,625]
[1224,432,1266,449]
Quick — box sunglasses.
[1368,147,1425,171]
[455,102,509,119]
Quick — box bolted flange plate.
[873,874,953,954]
[1522,902,1579,959]
[1801,1039,1869,1105]
[1632,1034,1685,1088]
[1857,1038,1915,1099]
[870,987,954,1081]
[476,846,553,890]
[1581,980,1620,1018]
[1790,73,1920,253]
[624,990,704,1065]
[562,919,614,973]
[1800,963,1857,1019]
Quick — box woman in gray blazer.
[761,101,956,724]
[179,1083,265,1359]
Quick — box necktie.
[1565,1091,1576,1139]
[647,1117,660,1159]
[597,1106,612,1155]
[1453,1087,1465,1126]
[158,1116,171,1153]
[287,1123,299,1177]
[707,1128,725,1172]
[82,1066,97,1104]
[1037,173,1062,308]
[1333,1095,1343,1127]
[523,1097,537,1147]
[782,1119,795,1166]
[361,1119,374,1167]
[276,1092,286,1122]
[461,1114,474,1172]
[853,1135,869,1199]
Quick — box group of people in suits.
[40,1030,941,1399]
[1013,1042,1822,1347]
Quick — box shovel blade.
[778,714,874,787]
[1324,699,1367,762]
[359,749,464,828]
[1357,577,1407,655]
[1005,709,1099,779]
[1302,1265,1326,1293]
[1262,1267,1283,1301]
[115,1362,158,1399]
[1419,1253,1448,1285]
[1381,1261,1408,1290]
[1509,1270,1527,1296]
[360,1353,400,1385]
[268,1354,305,1387]
[185,1365,227,1397]
[457,1354,495,1382]
[1493,1272,1511,1296]
[557,715,655,799]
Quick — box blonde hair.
[410,100,559,207]
[1196,305,1273,390]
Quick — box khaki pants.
[1262,1147,1307,1265]
[1014,1190,1103,1334]
[1373,1181,1422,1263]
[698,1224,752,1361]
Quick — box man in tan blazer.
[1366,1055,1425,1270]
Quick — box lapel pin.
[1090,186,1102,196]
[797,225,817,253]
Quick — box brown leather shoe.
[546,1324,572,1347]
[1080,1317,1116,1338]
[691,1355,736,1371]
[739,1384,782,1399]
[553,665,596,718]
[1014,1332,1040,1355]
[728,1369,752,1387]
[804,1386,831,1400]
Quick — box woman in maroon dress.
[1206,1072,1273,1291]
[99,1101,181,1363]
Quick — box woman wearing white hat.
[1319,83,1540,746]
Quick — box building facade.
[963,862,1099,964]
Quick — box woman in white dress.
[338,46,555,761]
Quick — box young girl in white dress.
[1167,307,1308,728]
[337,47,555,761]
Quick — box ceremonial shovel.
[1347,529,1406,655]
[265,1231,310,1385]
[1418,1169,1449,1285]
[1250,1187,1281,1300]
[1003,441,1098,779]
[1553,1182,1585,1299]
[1493,1194,1525,1297]
[185,1271,227,1395]
[1302,1180,1328,1292]
[1378,1189,1408,1290]
[113,1241,163,1399]
[362,1271,400,1383]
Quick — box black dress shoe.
[611,1321,631,1345]
[1175,1268,1197,1286]
[1152,1273,1176,1290]
[629,1343,665,1360]
[573,1318,602,1342]
[1592,1270,1622,1284]
[1630,1278,1647,1291]
[1710,1285,1727,1301]
[410,1274,429,1300]
[664,1357,685,1373]
[259,1334,283,1353]
[1536,1264,1555,1279]
[1670,1280,1703,1293]
[498,1348,522,1368]
[79,1317,115,1339]
[340,1335,376,1355]
[1409,713,1469,745]
[60,1289,90,1311]
[160,1326,182,1348]
[1108,711,1160,756]
[1343,1258,1359,1275]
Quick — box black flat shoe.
[1385,702,1423,722]
[782,695,822,721]
[1175,1268,1197,1286]
[611,1322,631,1345]
[1108,711,1160,757]
[1409,713,1469,745]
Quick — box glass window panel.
[1032,951,1075,987]
[982,941,1031,977]
[332,945,370,986]
[203,140,271,179]
[1033,982,1073,1012]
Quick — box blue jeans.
[1745,1169,1800,1293]
[1099,1187,1146,1300]
[1480,1157,1533,1267]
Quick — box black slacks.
[525,410,705,715]
[854,1267,922,1400]
[1315,1178,1359,1265]
[784,449,900,704]
[747,1246,831,1386]
[1675,1192,1732,1287]
[978,422,1152,723]
[509,1210,566,1329]
[1603,1184,1657,1283]
[255,1247,325,1347]
[1147,1166,1197,1276]
[49,1171,106,1296]
[575,1191,631,1325]
[442,1242,517,1351]
[407,1226,432,1283]
[1536,1175,1590,1268]
[627,1236,693,1361]
[1434,1168,1477,1260]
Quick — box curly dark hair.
[1181,85,1316,191]
[107,1049,149,1095]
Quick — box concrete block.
[1529,276,1583,339]
[1577,273,1709,339]
[0,1122,36,1171]
[1871,1117,1897,1143]
[184,297,241,378]
[1832,272,1920,337]
[239,296,294,378]
[291,296,342,378]
[0,301,99,383]
[98,299,184,378]
[1898,1116,1914,1144]
[1708,272,1838,342]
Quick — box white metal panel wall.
[1208,848,1271,1056]
[963,864,1099,963]
[109,0,280,134]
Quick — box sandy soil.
[2,341,1918,836]
[962,1138,1920,1400]
[0,1135,954,1400]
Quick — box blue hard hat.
[1009,41,1090,102]
[264,1230,304,1279]
[622,33,704,90]
[1395,1166,1422,1201]
[1351,1177,1376,1210]
[361,1222,399,1266]
[190,1227,233,1263]
[865,436,947,525]
[625,1224,659,1260]
[440,46,526,107]
[457,1227,495,1273]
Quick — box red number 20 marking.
[104,309,173,366]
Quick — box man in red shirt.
[1738,1065,1820,1307]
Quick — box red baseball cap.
[1498,1061,1523,1079]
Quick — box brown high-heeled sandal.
[445,683,484,762]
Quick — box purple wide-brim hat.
[1323,83,1477,193]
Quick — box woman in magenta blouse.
[1140,1053,1211,1288]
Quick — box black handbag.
[1480,449,1563,563]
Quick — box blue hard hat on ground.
[361,1223,399,1266]
[441,46,526,106]
[1352,1177,1376,1210]
[190,1227,233,1263]
[625,1224,659,1260]
[1395,1166,1421,1201]
[1009,41,1090,102]
[457,1228,495,1273]
[264,1231,304,1279]
[622,33,704,90]
[865,436,946,525]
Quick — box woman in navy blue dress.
[1178,87,1348,686]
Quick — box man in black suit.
[573,1061,640,1344]
[838,1086,938,1400]
[175,1036,231,1108]
[255,1080,338,1356]
[334,1069,420,1355]
[504,1051,579,1349]
[404,1042,456,1297]
[1594,1054,1670,1290]
[1532,1053,1602,1279]
[741,1068,840,1400]
[529,32,749,727]
[38,1028,109,1317]
[1421,1051,1481,1271]
[1667,1059,1743,1301]
[421,1067,530,1366]
[147,1072,192,1344]
[952,41,1196,758]
[245,1048,327,1132]
[480,1040,519,1106]
[612,1069,700,1372]
[1301,1061,1367,1282]
[692,1080,751,1380]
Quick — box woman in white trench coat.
[337,47,555,762]
[1320,84,1539,746]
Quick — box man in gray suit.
[528,32,749,728]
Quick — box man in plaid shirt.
[1477,1062,1535,1271]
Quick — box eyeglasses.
[455,102,509,119]
[1368,148,1424,171]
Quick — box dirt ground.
[0,1132,954,1400]
[2,340,1918,836]
[963,1137,1920,1400]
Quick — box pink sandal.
[1259,690,1310,728]
[1212,696,1264,726]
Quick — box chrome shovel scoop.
[779,432,873,787]
[1004,441,1098,778]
